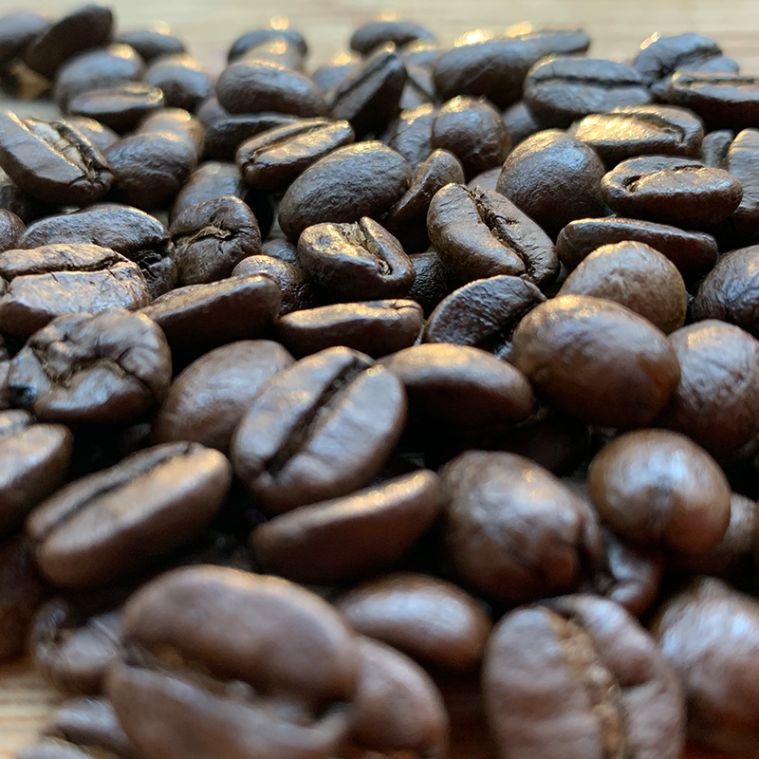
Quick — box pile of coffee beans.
[1,4,759,758]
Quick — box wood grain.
[0,0,756,754]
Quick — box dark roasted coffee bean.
[512,295,680,427]
[0,409,72,527]
[497,130,606,238]
[442,451,601,603]
[556,215,718,276]
[400,39,444,69]
[275,299,423,357]
[0,113,112,206]
[433,27,590,108]
[693,244,759,337]
[588,429,730,553]
[54,44,145,108]
[170,196,261,285]
[227,23,308,62]
[0,10,49,66]
[558,241,687,333]
[0,208,24,251]
[261,237,298,263]
[232,254,314,314]
[0,166,41,222]
[430,96,510,178]
[64,116,119,153]
[467,166,502,191]
[141,275,281,356]
[116,24,185,61]
[236,118,354,192]
[297,217,414,300]
[278,141,410,240]
[312,52,360,92]
[722,128,759,239]
[385,103,436,166]
[702,128,735,166]
[7,309,171,424]
[657,71,759,129]
[337,572,491,670]
[662,320,759,457]
[105,132,196,210]
[236,38,306,71]
[427,183,558,285]
[232,347,406,513]
[330,49,407,135]
[344,637,448,759]
[633,32,731,86]
[407,249,450,314]
[0,243,150,338]
[137,108,206,158]
[380,343,535,431]
[27,442,232,588]
[67,82,165,133]
[502,100,541,146]
[217,59,327,116]
[18,736,127,758]
[386,149,465,251]
[525,57,650,128]
[574,104,704,165]
[30,599,122,693]
[20,204,177,298]
[0,536,47,660]
[153,340,293,452]
[424,274,545,359]
[252,471,441,582]
[399,63,436,110]
[172,161,248,220]
[108,566,356,759]
[653,578,759,756]
[23,4,113,78]
[143,53,212,111]
[602,155,743,227]
[485,595,684,759]
[350,18,435,54]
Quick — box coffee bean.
[430,96,511,178]
[217,59,327,117]
[380,343,535,431]
[141,275,281,356]
[231,347,406,513]
[23,4,113,78]
[153,340,294,452]
[143,53,212,111]
[7,309,171,424]
[556,216,718,276]
[64,116,118,153]
[27,442,232,588]
[312,52,360,92]
[496,130,607,238]
[54,44,145,108]
[260,237,298,263]
[433,27,590,108]
[574,104,704,164]
[30,598,122,693]
[722,128,759,239]
[0,166,41,223]
[407,249,451,315]
[67,83,165,133]
[170,196,261,285]
[105,132,197,210]
[330,49,406,136]
[0,208,24,251]
[137,108,206,159]
[400,39,444,69]
[0,113,113,206]
[108,566,357,759]
[236,118,354,192]
[442,451,601,603]
[0,404,71,529]
[350,18,435,54]
[662,320,759,457]
[484,595,684,759]
[297,217,415,300]
[0,243,150,338]
[116,24,185,62]
[601,155,743,227]
[653,578,759,755]
[17,739,102,758]
[232,254,314,314]
[0,10,49,66]
[227,23,308,62]
[701,128,734,166]
[399,63,436,110]
[427,183,559,285]
[171,161,249,220]
[512,295,680,427]
[345,637,448,758]
[588,429,731,553]
[424,274,544,359]
[385,103,436,166]
[252,471,441,582]
[276,299,423,358]
[20,204,177,298]
[278,141,410,241]
[0,536,48,660]
[558,241,687,333]
[633,32,731,86]
[524,57,650,128]
[693,244,759,337]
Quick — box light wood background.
[1,0,758,755]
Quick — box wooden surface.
[1,0,758,755]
